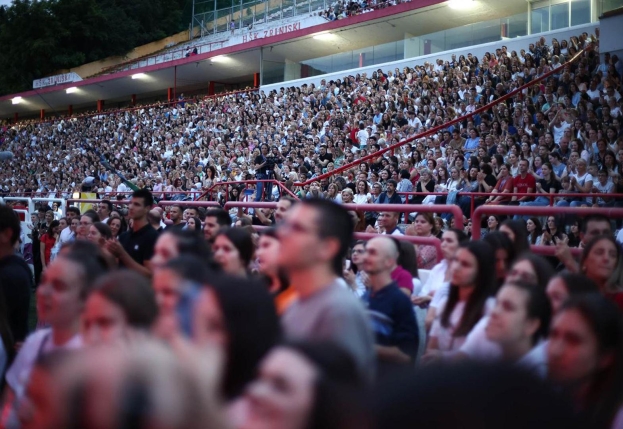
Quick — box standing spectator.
[105,189,158,277]
[278,199,375,382]
[40,221,60,271]
[203,209,232,243]
[0,205,32,344]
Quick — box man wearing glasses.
[279,199,375,381]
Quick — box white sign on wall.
[33,72,83,89]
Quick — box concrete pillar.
[97,100,104,112]
[68,105,73,116]
[40,109,45,120]
[131,94,136,106]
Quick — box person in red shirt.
[511,159,536,204]
[40,220,60,270]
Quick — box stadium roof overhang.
[0,0,525,120]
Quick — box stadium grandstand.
[0,1,623,428]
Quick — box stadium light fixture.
[131,73,147,79]
[313,33,334,41]
[11,97,22,105]
[66,87,78,94]
[448,0,475,9]
[211,55,228,63]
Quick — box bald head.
[363,236,400,277]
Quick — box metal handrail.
[471,206,623,240]
[296,43,592,188]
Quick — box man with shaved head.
[363,236,418,370]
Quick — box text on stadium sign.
[33,72,83,89]
[242,22,301,43]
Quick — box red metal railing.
[398,191,622,219]
[198,179,299,202]
[294,43,592,187]
[223,201,444,263]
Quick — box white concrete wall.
[261,22,597,92]
[599,10,623,59]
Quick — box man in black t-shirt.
[0,205,32,343]
[106,189,159,277]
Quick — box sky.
[0,0,11,6]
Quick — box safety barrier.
[199,179,299,202]
[294,43,592,188]
[471,205,623,258]
[224,201,444,263]
[398,191,623,219]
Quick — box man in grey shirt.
[279,199,375,382]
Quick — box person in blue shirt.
[463,128,480,159]
[362,236,418,370]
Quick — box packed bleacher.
[0,30,623,429]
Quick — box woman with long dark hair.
[256,229,295,315]
[424,241,496,360]
[548,295,623,428]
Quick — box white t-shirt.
[353,193,371,204]
[5,329,82,398]
[419,260,447,298]
[430,297,495,354]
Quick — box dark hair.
[374,363,579,429]
[553,272,599,297]
[99,200,113,214]
[204,208,232,228]
[186,217,203,235]
[67,207,81,217]
[90,270,158,329]
[162,229,215,267]
[58,243,109,300]
[500,219,529,255]
[132,188,154,207]
[46,220,60,238]
[558,295,623,428]
[511,253,555,290]
[215,227,255,268]
[484,231,515,288]
[82,210,100,224]
[396,240,418,278]
[301,199,354,275]
[441,241,495,336]
[106,216,128,236]
[164,254,216,284]
[449,227,469,244]
[580,214,611,235]
[283,340,366,429]
[205,275,281,399]
[0,205,22,246]
[504,280,552,345]
[527,217,542,245]
[90,222,112,240]
[259,229,290,293]
[580,235,620,286]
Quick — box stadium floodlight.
[11,97,22,105]
[131,73,147,79]
[313,33,334,41]
[211,55,228,63]
[66,87,78,94]
[448,0,475,9]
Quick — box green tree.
[0,0,188,96]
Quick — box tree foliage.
[0,0,189,95]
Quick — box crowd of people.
[0,190,622,429]
[0,27,622,428]
[318,0,406,21]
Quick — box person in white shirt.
[413,229,469,332]
[2,247,106,425]
[356,123,369,148]
[484,281,551,378]
[58,207,80,246]
[423,241,496,361]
